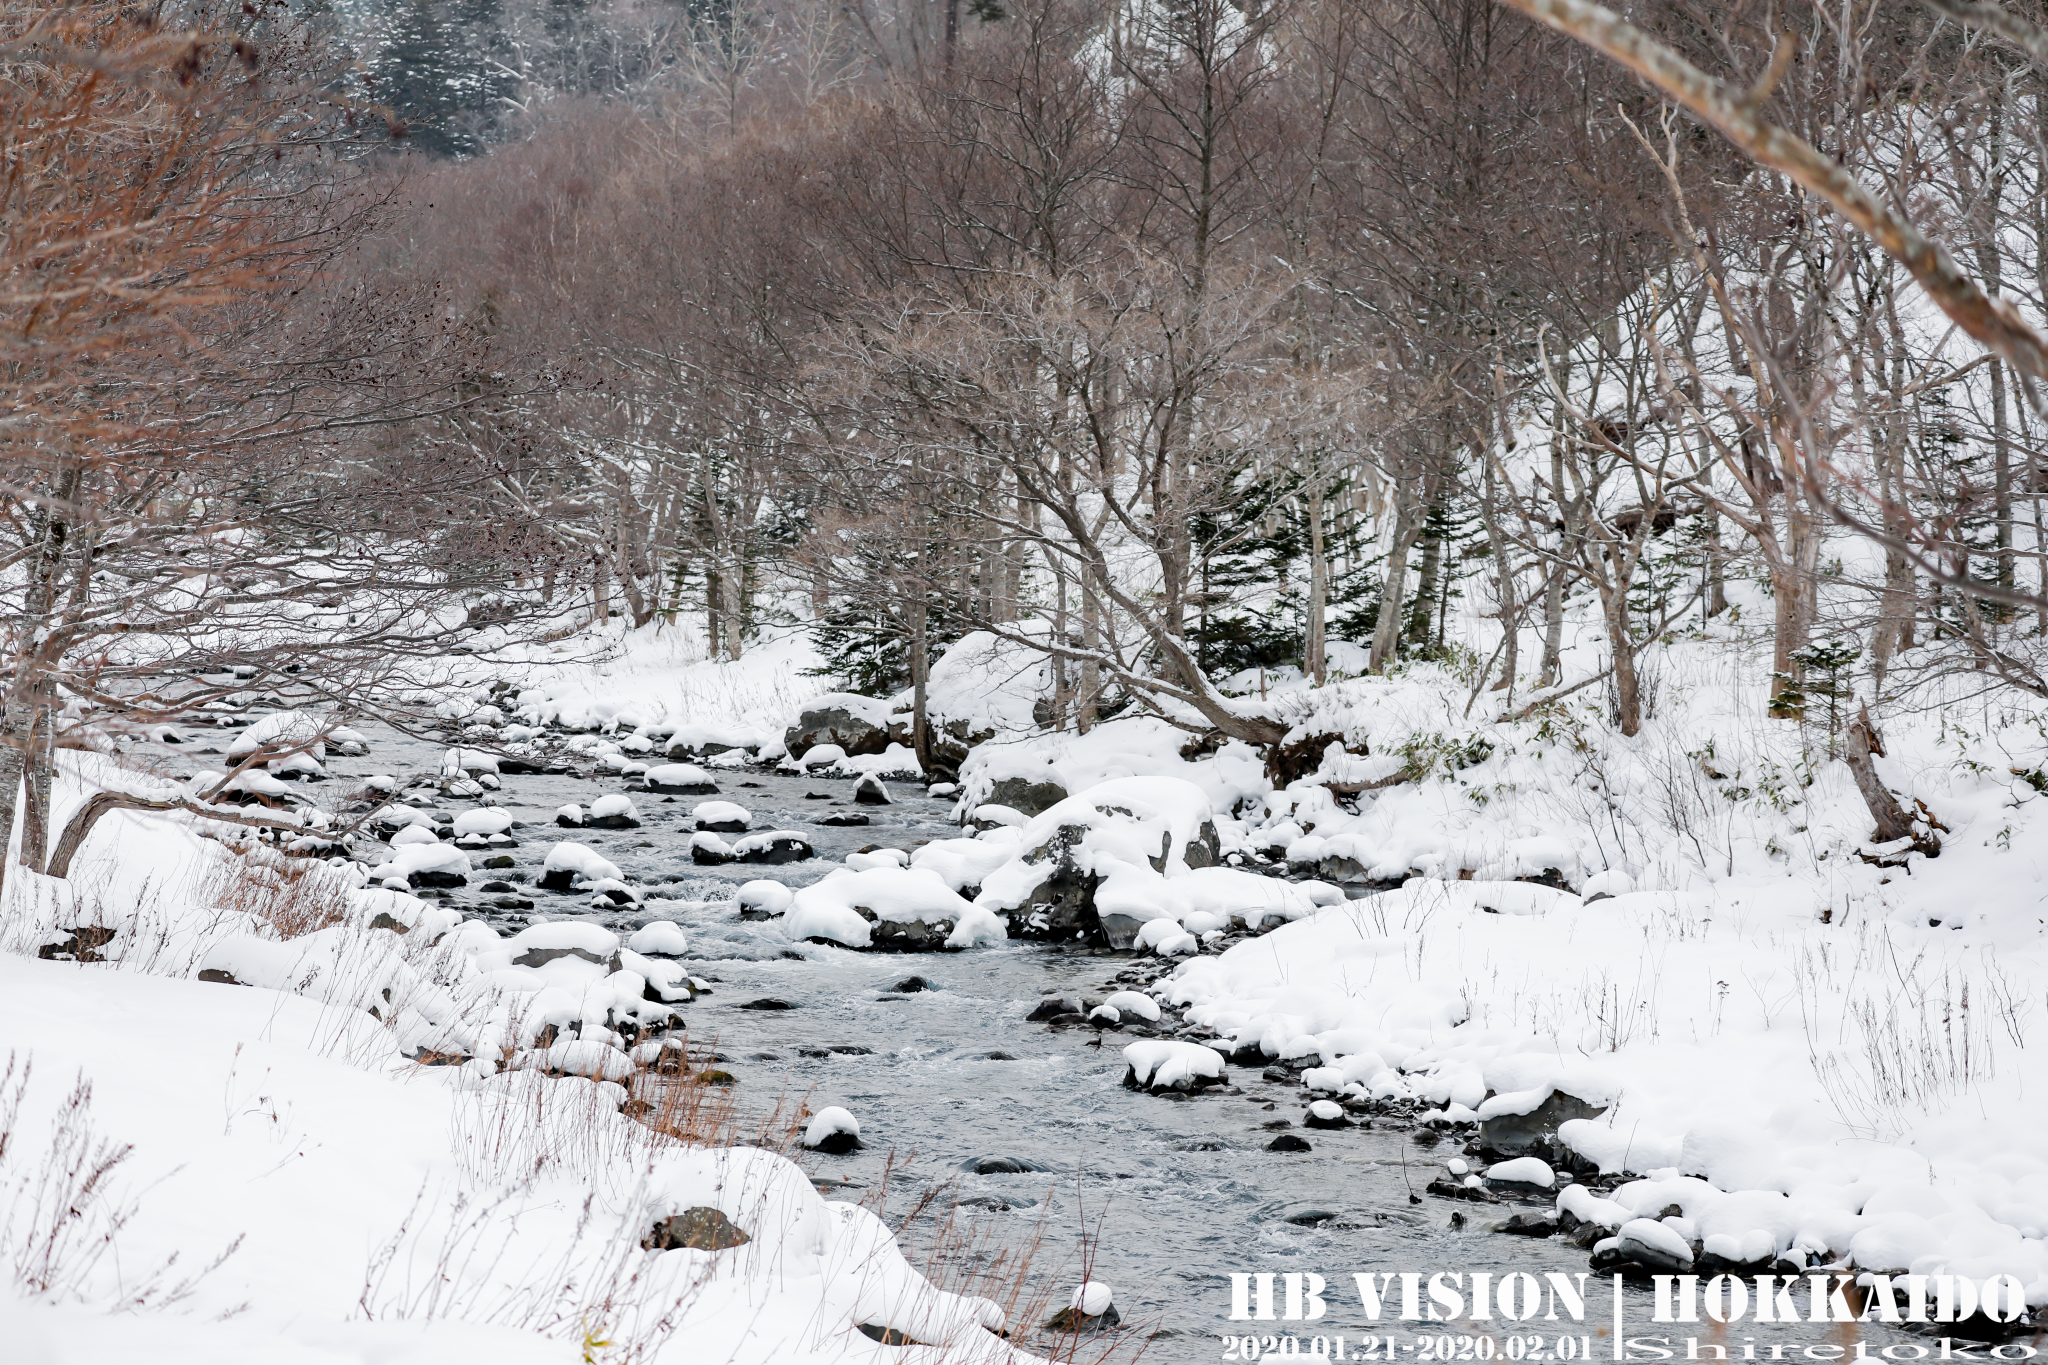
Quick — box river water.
[179,720,1936,1362]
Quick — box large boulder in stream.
[785,866,1007,952]
[783,694,896,760]
[977,778,1222,948]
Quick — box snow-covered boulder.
[1121,1040,1226,1094]
[587,793,641,829]
[730,830,813,864]
[505,922,620,970]
[783,694,897,760]
[974,777,1224,947]
[539,841,623,892]
[736,880,795,919]
[627,921,688,956]
[853,774,892,805]
[452,808,513,837]
[644,763,719,795]
[787,867,1007,951]
[803,1106,862,1154]
[694,801,751,833]
[379,841,469,888]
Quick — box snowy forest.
[7,0,2048,1361]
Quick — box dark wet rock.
[479,880,516,893]
[986,1051,1020,1061]
[197,967,245,986]
[1027,994,1097,1021]
[409,869,466,888]
[850,906,960,952]
[555,811,586,828]
[1594,1228,1694,1276]
[643,1206,749,1251]
[513,945,614,970]
[1281,1207,1344,1226]
[1426,1178,1496,1202]
[804,791,833,799]
[586,811,642,830]
[1046,1303,1121,1334]
[740,997,795,1010]
[1266,1134,1313,1152]
[853,774,892,805]
[961,1155,1042,1174]
[482,854,516,869]
[739,833,813,865]
[644,775,720,795]
[697,1069,737,1085]
[1478,1087,1608,1158]
[828,1044,874,1055]
[816,812,871,827]
[890,975,932,993]
[696,816,749,834]
[36,925,116,963]
[988,775,1067,817]
[811,1130,862,1154]
[1303,1109,1354,1130]
[1497,1210,1560,1237]
[856,1324,927,1347]
[537,868,577,891]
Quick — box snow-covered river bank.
[271,722,1944,1358]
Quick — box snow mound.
[786,867,1008,950]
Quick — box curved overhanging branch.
[46,790,317,880]
[1494,0,2048,384]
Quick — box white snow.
[803,1106,861,1147]
[1069,1281,1113,1317]
[786,867,1007,950]
[589,793,638,820]
[692,801,751,829]
[736,880,794,916]
[1100,990,1161,1022]
[451,808,513,836]
[1486,1157,1556,1187]
[1121,1040,1224,1090]
[542,841,622,883]
[644,763,713,788]
[627,921,688,956]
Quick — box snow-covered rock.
[786,867,1007,951]
[539,841,622,891]
[643,763,719,794]
[803,1106,862,1153]
[1121,1040,1226,1094]
[693,800,751,832]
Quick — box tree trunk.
[1479,450,1516,690]
[1405,504,1442,653]
[1305,476,1329,686]
[909,591,933,773]
[0,738,22,903]
[1604,578,1643,736]
[1079,577,1102,732]
[20,704,52,876]
[1844,707,1927,849]
[1369,489,1423,674]
[1767,500,1818,718]
[706,566,723,657]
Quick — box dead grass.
[0,1051,244,1313]
[195,837,353,940]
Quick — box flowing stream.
[180,720,1929,1361]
